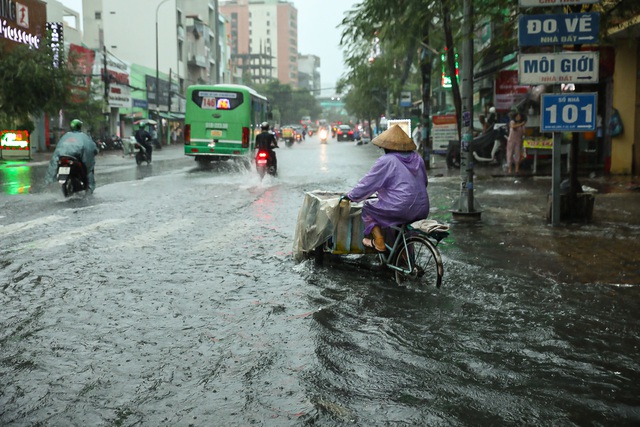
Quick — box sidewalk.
[1,142,186,168]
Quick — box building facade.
[220,0,298,86]
[298,54,320,94]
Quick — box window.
[266,29,270,35]
[95,12,101,20]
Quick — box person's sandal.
[362,237,386,253]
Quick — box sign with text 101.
[540,93,597,132]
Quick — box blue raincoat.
[46,131,98,192]
[347,151,429,235]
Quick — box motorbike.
[446,124,508,169]
[255,147,277,179]
[318,127,329,144]
[134,142,152,165]
[57,155,89,197]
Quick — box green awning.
[170,112,185,120]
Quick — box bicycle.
[371,222,448,289]
[305,199,448,289]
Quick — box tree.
[0,41,72,131]
[339,0,519,139]
[254,80,322,125]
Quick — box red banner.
[494,70,529,112]
[68,44,96,103]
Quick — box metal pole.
[451,0,481,221]
[156,0,170,125]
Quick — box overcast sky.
[57,0,359,95]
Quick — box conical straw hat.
[372,124,416,151]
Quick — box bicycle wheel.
[393,235,443,289]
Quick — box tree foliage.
[254,80,322,125]
[0,41,72,131]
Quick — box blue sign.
[133,98,148,109]
[519,13,599,47]
[541,93,597,132]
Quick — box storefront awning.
[170,112,185,120]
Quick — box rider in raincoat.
[46,119,98,192]
[345,125,430,252]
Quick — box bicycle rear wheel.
[393,235,443,289]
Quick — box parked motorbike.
[446,124,508,169]
[134,142,151,165]
[57,155,89,197]
[255,148,277,179]
[318,127,329,144]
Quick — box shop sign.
[494,70,529,111]
[518,51,599,85]
[519,13,599,46]
[1,130,30,150]
[69,44,96,102]
[0,0,46,50]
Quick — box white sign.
[519,0,599,7]
[387,119,411,137]
[432,115,458,152]
[518,51,599,85]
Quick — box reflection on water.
[0,163,32,194]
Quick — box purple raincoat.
[347,151,429,234]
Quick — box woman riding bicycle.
[344,125,430,252]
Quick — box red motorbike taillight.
[257,151,268,159]
[242,127,249,148]
[184,124,191,144]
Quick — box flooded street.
[1,139,640,426]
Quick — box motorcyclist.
[46,119,98,193]
[255,122,279,169]
[134,123,153,162]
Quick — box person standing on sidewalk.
[506,111,527,175]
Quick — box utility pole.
[420,23,432,170]
[451,0,481,221]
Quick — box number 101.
[545,103,593,124]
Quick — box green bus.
[184,84,270,164]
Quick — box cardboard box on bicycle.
[292,191,369,262]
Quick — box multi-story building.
[80,0,227,138]
[45,0,83,47]
[220,0,298,86]
[298,54,320,94]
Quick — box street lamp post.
[156,0,170,139]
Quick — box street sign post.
[518,51,599,85]
[400,91,412,107]
[519,0,599,7]
[518,13,599,46]
[540,93,597,132]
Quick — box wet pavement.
[1,139,640,426]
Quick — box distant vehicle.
[281,125,295,146]
[300,116,312,129]
[336,125,354,141]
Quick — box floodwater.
[1,138,639,426]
